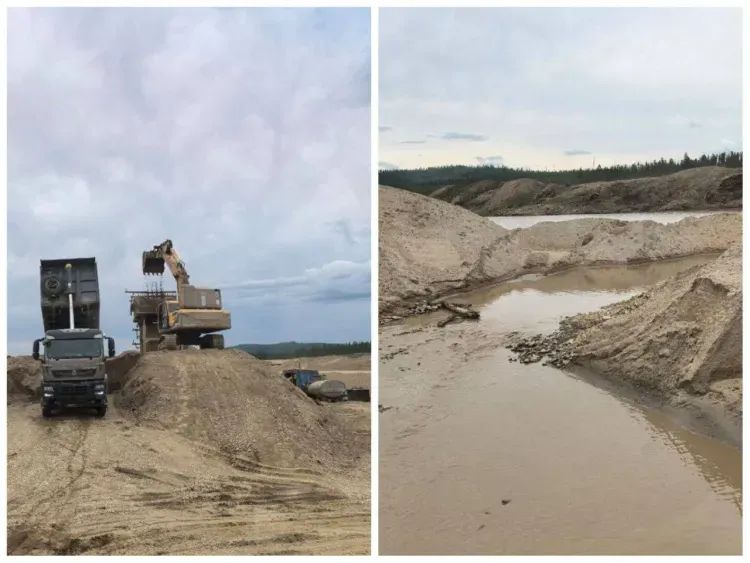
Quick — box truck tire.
[42,405,53,418]
[95,405,107,418]
[42,275,64,298]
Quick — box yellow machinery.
[138,239,231,351]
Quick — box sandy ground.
[380,317,741,555]
[7,350,370,555]
[430,166,742,216]
[268,354,371,390]
[269,353,370,372]
[380,185,741,319]
[379,187,741,554]
[380,185,741,427]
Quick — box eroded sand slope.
[380,185,741,316]
[513,244,742,432]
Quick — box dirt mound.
[114,349,367,472]
[7,356,41,402]
[105,350,141,391]
[431,166,742,216]
[570,244,741,394]
[380,185,741,317]
[379,185,511,312]
[511,244,742,421]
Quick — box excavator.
[141,239,231,351]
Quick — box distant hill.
[379,150,743,195]
[231,341,371,360]
[428,166,743,217]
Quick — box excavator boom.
[142,239,190,286]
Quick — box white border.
[369,4,380,558]
[1,2,8,558]
[2,1,748,561]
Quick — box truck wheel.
[42,275,64,298]
[42,405,53,418]
[95,405,107,418]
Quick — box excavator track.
[158,334,179,351]
[200,334,225,350]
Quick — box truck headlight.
[94,384,105,391]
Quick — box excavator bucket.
[142,250,165,275]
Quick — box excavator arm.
[142,239,190,290]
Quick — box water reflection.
[491,211,739,230]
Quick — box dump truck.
[135,239,231,351]
[33,258,116,418]
[283,369,349,402]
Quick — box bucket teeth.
[142,251,165,275]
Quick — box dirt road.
[7,350,370,555]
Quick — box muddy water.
[490,210,739,230]
[379,256,742,556]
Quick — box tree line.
[379,151,743,194]
[233,341,371,360]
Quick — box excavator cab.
[157,300,179,331]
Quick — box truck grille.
[58,384,90,396]
[52,369,97,378]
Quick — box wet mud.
[379,256,741,555]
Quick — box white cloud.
[380,7,742,170]
[476,155,504,166]
[8,7,372,350]
[224,260,370,305]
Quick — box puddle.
[379,254,741,555]
[475,254,719,333]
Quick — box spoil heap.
[511,244,742,417]
[380,185,741,318]
[7,356,41,402]
[115,348,367,472]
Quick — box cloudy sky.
[380,7,742,171]
[7,7,371,354]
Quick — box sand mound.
[380,185,741,316]
[569,244,741,394]
[379,185,510,311]
[431,166,742,216]
[7,356,41,402]
[511,245,742,419]
[105,350,141,391]
[114,349,367,471]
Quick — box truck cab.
[34,328,115,418]
[290,369,324,390]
